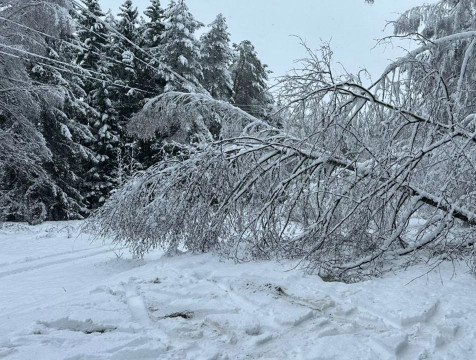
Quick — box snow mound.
[37,318,116,334]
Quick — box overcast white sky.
[99,0,436,81]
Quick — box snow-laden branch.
[380,31,476,80]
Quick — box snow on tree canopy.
[158,0,203,92]
[200,13,234,101]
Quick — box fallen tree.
[88,2,476,279]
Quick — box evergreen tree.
[73,1,124,206]
[87,80,123,205]
[139,0,166,94]
[231,40,274,119]
[121,1,167,171]
[112,0,145,119]
[75,0,108,93]
[108,3,149,190]
[28,38,98,220]
[116,0,140,46]
[200,14,233,100]
[144,0,166,50]
[159,0,203,92]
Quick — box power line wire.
[0,50,152,95]
[71,0,210,96]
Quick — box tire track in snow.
[0,249,140,320]
[0,245,106,269]
[0,247,125,279]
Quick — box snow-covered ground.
[0,222,475,360]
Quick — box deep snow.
[0,222,475,359]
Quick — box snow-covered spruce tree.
[86,80,123,205]
[126,0,216,147]
[200,14,234,101]
[140,0,166,94]
[27,33,100,220]
[112,0,146,118]
[158,0,203,92]
[0,0,95,223]
[144,0,166,50]
[128,0,169,169]
[73,0,124,206]
[75,0,108,93]
[231,40,274,120]
[90,1,147,200]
